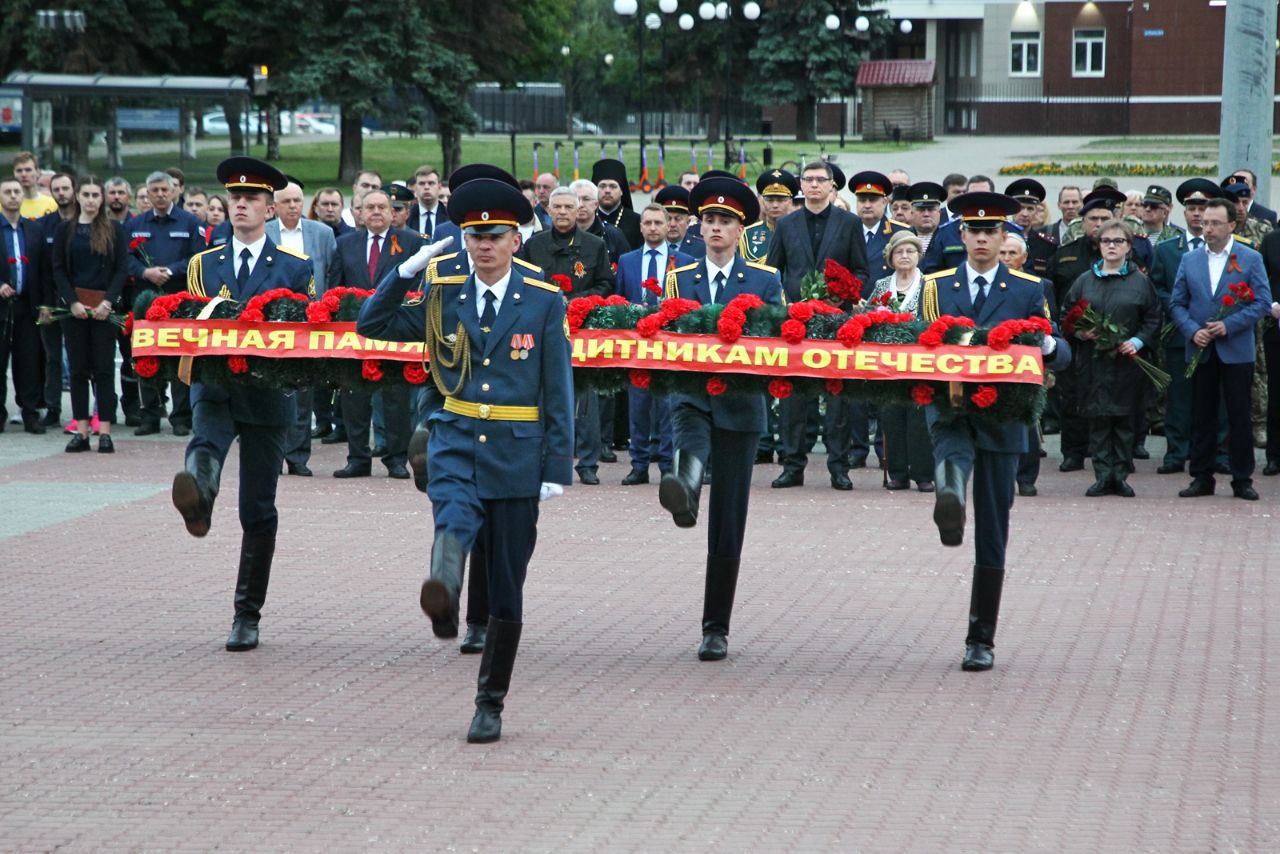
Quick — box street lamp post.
[561,44,574,140]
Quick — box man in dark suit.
[921,192,1072,672]
[615,203,696,485]
[657,177,783,661]
[1226,168,1277,226]
[0,177,52,433]
[655,185,705,259]
[765,160,871,490]
[407,165,446,241]
[170,157,314,652]
[1257,228,1280,477]
[520,184,613,484]
[592,159,642,250]
[1171,197,1272,500]
[333,188,424,479]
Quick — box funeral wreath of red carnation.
[630,369,651,389]
[971,385,998,408]
[912,382,935,405]
[134,356,159,378]
[403,363,428,384]
[768,379,793,399]
[706,377,727,396]
[227,356,249,374]
[362,359,384,381]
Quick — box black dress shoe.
[1059,457,1084,472]
[387,463,410,479]
[370,445,388,458]
[333,462,372,478]
[124,413,142,427]
[848,458,867,470]
[961,642,994,671]
[225,617,259,651]
[1133,446,1150,460]
[771,469,804,488]
[1264,461,1280,476]
[97,434,115,454]
[599,448,618,463]
[578,468,599,485]
[134,423,160,436]
[286,462,313,477]
[916,480,935,493]
[1113,480,1135,498]
[460,623,487,654]
[65,434,91,452]
[320,429,348,445]
[621,469,649,485]
[1157,462,1185,474]
[698,632,728,661]
[1232,483,1260,501]
[884,478,910,490]
[1017,482,1037,497]
[830,472,853,491]
[1085,480,1112,497]
[311,424,332,439]
[23,419,46,435]
[39,411,60,427]
[172,425,190,437]
[1179,478,1215,497]
[755,449,774,464]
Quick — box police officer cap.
[755,169,799,199]
[1079,186,1126,216]
[698,169,742,182]
[1142,184,1172,206]
[890,184,912,203]
[1004,178,1046,204]
[829,162,847,192]
[217,156,288,194]
[689,176,760,225]
[654,185,692,213]
[448,163,520,193]
[447,177,533,235]
[849,170,892,198]
[1222,180,1252,199]
[284,174,305,191]
[908,181,946,208]
[1176,178,1223,205]
[382,183,415,207]
[947,191,1019,226]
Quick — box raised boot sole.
[658,474,697,528]
[933,491,965,547]
[172,472,210,538]
[420,578,459,638]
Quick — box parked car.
[573,116,602,135]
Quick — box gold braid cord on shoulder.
[424,285,471,397]
[664,267,679,300]
[921,278,940,322]
[187,253,206,298]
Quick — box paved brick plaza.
[1,427,1276,850]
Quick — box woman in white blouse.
[867,231,934,491]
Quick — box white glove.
[1271,301,1280,321]
[398,236,455,278]
[1040,335,1057,356]
[539,482,564,502]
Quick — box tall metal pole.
[1218,0,1277,205]
[638,15,647,161]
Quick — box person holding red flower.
[657,177,783,663]
[169,157,315,653]
[1170,197,1272,500]
[919,192,1072,672]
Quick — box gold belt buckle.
[478,403,491,419]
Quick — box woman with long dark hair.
[53,175,127,453]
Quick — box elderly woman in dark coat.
[1063,218,1161,497]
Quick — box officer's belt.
[443,398,540,421]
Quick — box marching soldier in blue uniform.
[170,157,315,652]
[850,170,914,283]
[919,192,1071,672]
[657,177,783,662]
[739,169,799,263]
[655,185,705,258]
[357,177,574,743]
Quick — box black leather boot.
[460,542,489,654]
[698,555,741,661]
[961,565,1005,671]
[467,617,523,743]
[932,460,967,547]
[172,450,221,538]
[408,423,429,494]
[226,524,277,651]
[658,449,705,528]
[421,532,465,638]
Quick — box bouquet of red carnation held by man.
[1062,298,1170,392]
[799,259,863,304]
[1182,281,1256,379]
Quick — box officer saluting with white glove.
[357,177,574,744]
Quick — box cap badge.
[239,175,246,182]
[480,211,490,221]
[977,209,985,217]
[717,196,725,203]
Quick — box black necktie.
[973,275,989,314]
[713,271,727,304]
[424,209,434,238]
[479,289,497,339]
[646,249,659,305]
[1191,237,1203,250]
[236,247,252,292]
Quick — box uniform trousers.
[283,389,313,467]
[929,417,1019,570]
[880,402,933,483]
[574,390,601,472]
[778,393,853,475]
[1265,324,1280,465]
[342,385,410,467]
[187,396,289,534]
[38,322,63,415]
[1162,342,1193,466]
[670,403,756,560]
[627,386,673,472]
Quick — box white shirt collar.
[367,227,389,242]
[965,261,999,284]
[474,268,513,317]
[231,234,267,262]
[644,241,669,267]
[705,256,734,288]
[1206,237,1233,258]
[278,218,303,235]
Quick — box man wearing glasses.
[1139,185,1183,244]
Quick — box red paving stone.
[0,432,1277,849]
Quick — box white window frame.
[1073,28,1106,78]
[1010,31,1042,77]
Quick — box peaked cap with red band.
[689,176,760,225]
[217,156,288,193]
[946,191,1020,226]
[447,177,532,234]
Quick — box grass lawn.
[2,134,928,194]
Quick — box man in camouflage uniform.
[1222,179,1273,446]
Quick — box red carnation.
[780,319,807,344]
[970,385,998,409]
[122,312,133,336]
[918,330,943,348]
[717,315,743,343]
[128,236,146,251]
[403,362,428,385]
[911,382,935,405]
[636,314,664,338]
[706,377,727,396]
[227,356,249,374]
[825,379,844,396]
[552,274,572,293]
[362,359,384,382]
[134,356,160,378]
[1222,295,1236,307]
[642,277,661,296]
[306,301,333,322]
[728,293,764,312]
[768,379,793,399]
[604,294,629,306]
[837,318,865,348]
[239,307,265,322]
[630,369,652,389]
[986,327,1013,350]
[788,302,815,323]
[659,298,701,320]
